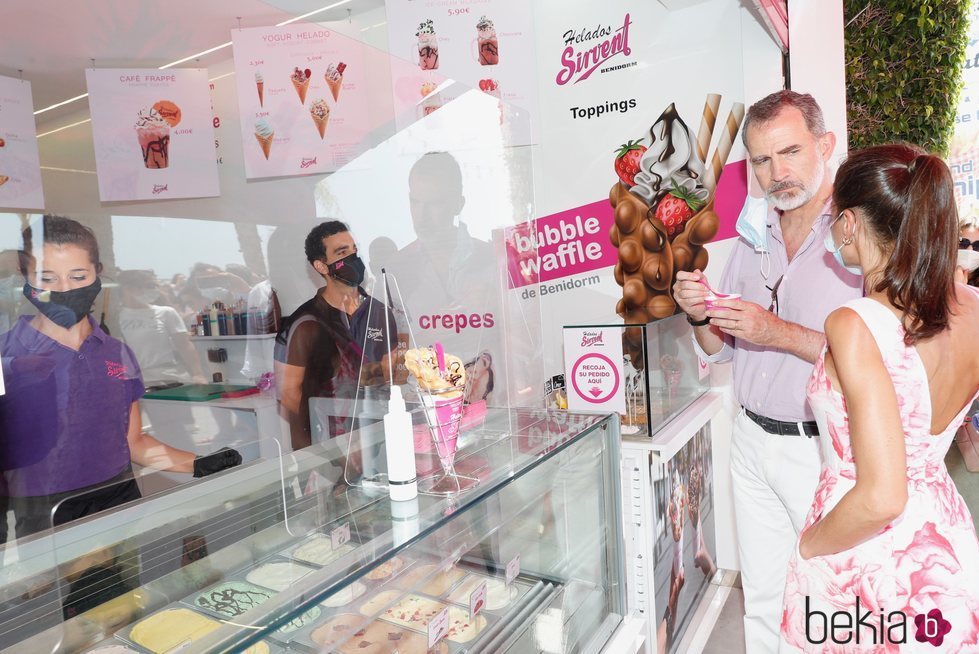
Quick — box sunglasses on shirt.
[766,274,784,314]
[960,238,979,251]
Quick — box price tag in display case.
[506,554,521,586]
[331,522,351,549]
[470,581,487,618]
[428,607,450,648]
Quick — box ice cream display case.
[0,409,626,654]
[563,314,709,439]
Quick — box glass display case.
[0,408,625,654]
[563,315,709,438]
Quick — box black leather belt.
[744,408,819,437]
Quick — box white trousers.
[730,410,821,654]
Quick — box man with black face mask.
[274,221,397,449]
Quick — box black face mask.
[327,253,366,287]
[23,278,102,329]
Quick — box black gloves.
[193,447,243,478]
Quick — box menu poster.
[85,68,219,202]
[383,0,539,144]
[231,24,371,179]
[0,75,44,209]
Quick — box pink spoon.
[434,342,446,376]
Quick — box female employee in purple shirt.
[0,215,239,543]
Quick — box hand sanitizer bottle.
[384,385,417,501]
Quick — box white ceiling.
[0,0,384,128]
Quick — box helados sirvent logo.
[556,14,634,86]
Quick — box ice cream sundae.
[255,70,264,106]
[610,95,744,322]
[309,98,330,139]
[254,117,274,160]
[134,107,170,169]
[475,16,499,65]
[416,19,439,70]
[291,67,311,104]
[325,62,346,102]
[406,344,467,471]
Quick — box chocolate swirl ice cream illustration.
[631,103,707,207]
[609,96,744,322]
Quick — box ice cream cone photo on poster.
[609,94,744,323]
[254,117,274,160]
[325,62,346,102]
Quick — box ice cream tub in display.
[443,573,525,612]
[283,533,356,568]
[185,580,277,620]
[80,642,141,654]
[244,559,317,592]
[117,605,276,653]
[300,612,450,654]
[357,591,491,644]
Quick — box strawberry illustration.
[655,179,706,237]
[614,140,646,187]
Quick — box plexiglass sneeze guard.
[0,28,621,652]
[563,314,709,438]
[1,410,625,654]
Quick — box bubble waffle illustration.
[610,95,744,322]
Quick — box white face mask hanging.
[735,193,772,279]
[823,212,863,275]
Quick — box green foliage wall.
[843,0,972,154]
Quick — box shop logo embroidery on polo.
[367,327,383,342]
[105,361,128,379]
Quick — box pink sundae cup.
[703,292,740,312]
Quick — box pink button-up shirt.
[697,204,863,422]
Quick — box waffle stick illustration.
[609,95,745,322]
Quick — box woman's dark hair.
[20,215,103,275]
[833,143,958,344]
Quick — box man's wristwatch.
[687,315,711,327]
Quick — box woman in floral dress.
[780,144,979,652]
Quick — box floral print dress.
[780,298,979,653]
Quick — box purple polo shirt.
[0,316,144,496]
[696,204,863,422]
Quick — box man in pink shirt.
[673,91,862,654]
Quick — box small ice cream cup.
[703,292,740,312]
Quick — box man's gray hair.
[741,90,826,147]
